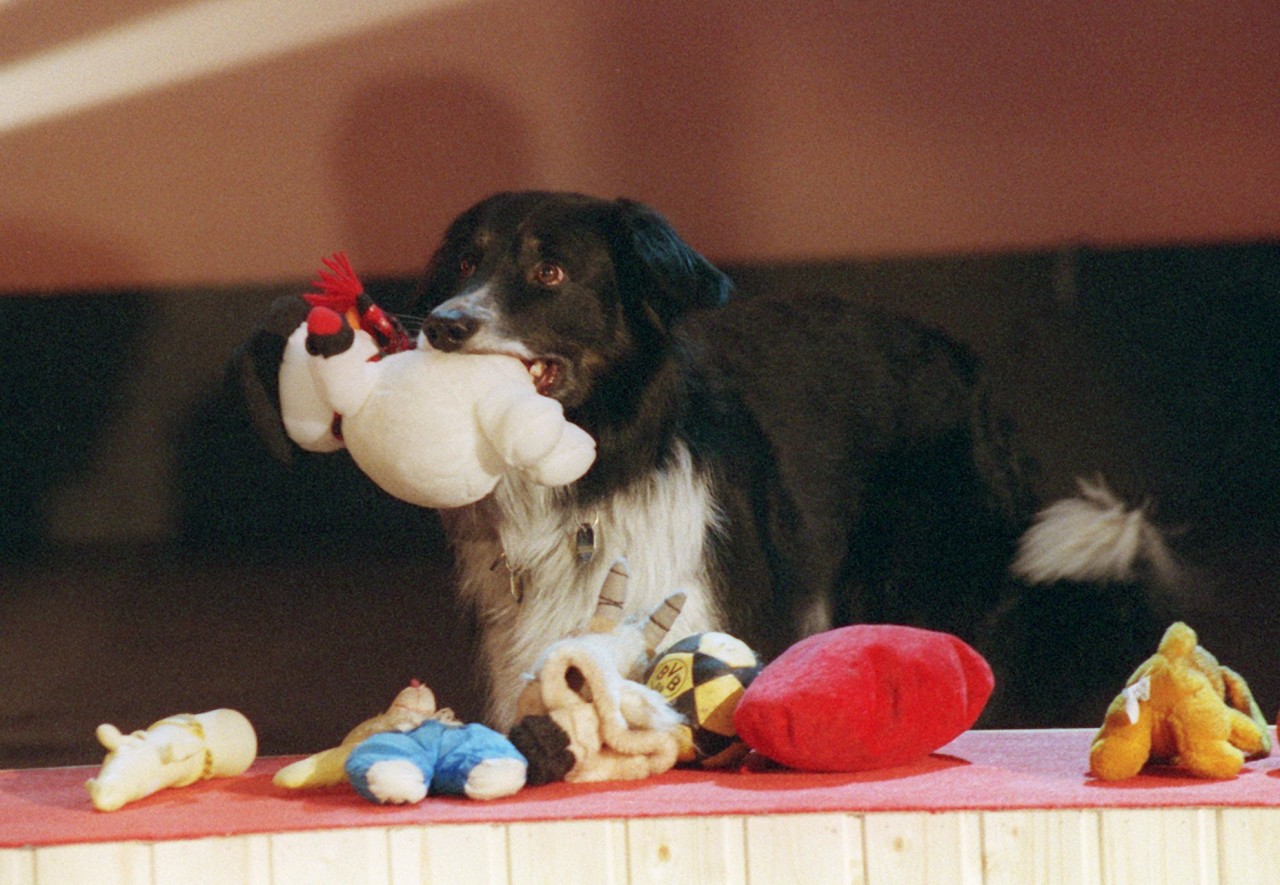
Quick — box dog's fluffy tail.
[1011,476,1180,588]
[986,476,1183,726]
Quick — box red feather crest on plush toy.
[302,252,413,354]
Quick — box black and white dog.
[237,191,1179,730]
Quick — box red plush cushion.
[733,625,993,771]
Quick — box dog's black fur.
[235,191,1174,728]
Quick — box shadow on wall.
[173,68,546,557]
[577,2,749,249]
[329,3,757,264]
[330,72,537,272]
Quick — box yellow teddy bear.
[1089,621,1271,780]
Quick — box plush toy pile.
[508,559,688,784]
[86,624,1279,812]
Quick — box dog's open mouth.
[525,358,564,396]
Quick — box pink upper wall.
[1,1,1277,292]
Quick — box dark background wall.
[2,243,1276,768]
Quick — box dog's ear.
[414,223,473,312]
[412,245,452,312]
[611,198,733,327]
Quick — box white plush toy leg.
[522,423,597,487]
[477,382,596,487]
[362,758,428,805]
[463,756,528,800]
[478,382,567,465]
[279,326,345,452]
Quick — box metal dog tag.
[490,554,525,604]
[574,521,598,564]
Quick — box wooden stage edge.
[5,729,1280,885]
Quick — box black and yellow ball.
[645,632,763,767]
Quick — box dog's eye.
[459,258,477,278]
[534,261,566,287]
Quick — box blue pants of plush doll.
[346,719,528,804]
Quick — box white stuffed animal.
[86,709,257,811]
[277,254,597,509]
[509,559,687,784]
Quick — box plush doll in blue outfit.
[345,719,528,803]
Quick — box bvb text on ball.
[645,632,763,767]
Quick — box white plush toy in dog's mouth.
[278,253,597,509]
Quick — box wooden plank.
[267,827,391,885]
[1099,808,1219,885]
[0,849,35,885]
[387,823,511,885]
[863,810,984,885]
[33,842,152,885]
[13,805,1280,884]
[743,812,864,885]
[1217,808,1280,882]
[981,809,1101,885]
[507,819,627,885]
[151,834,271,885]
[625,815,747,885]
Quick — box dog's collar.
[491,518,601,604]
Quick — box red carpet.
[5,729,1280,848]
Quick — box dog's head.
[413,192,732,410]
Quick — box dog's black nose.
[423,310,480,351]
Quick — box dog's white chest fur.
[443,444,723,729]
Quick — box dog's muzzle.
[423,309,481,351]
